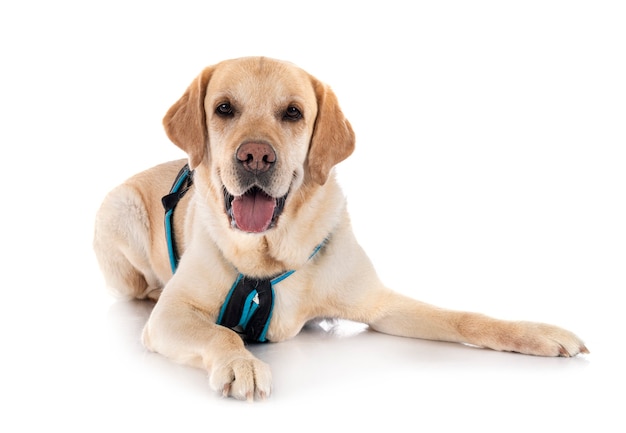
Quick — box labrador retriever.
[93,56,588,401]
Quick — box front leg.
[368,292,588,357]
[142,291,272,401]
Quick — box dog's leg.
[142,289,272,401]
[368,291,588,357]
[93,184,163,300]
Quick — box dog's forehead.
[207,57,316,103]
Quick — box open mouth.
[225,186,287,233]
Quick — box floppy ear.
[163,66,215,169]
[307,78,355,185]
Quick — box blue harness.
[162,164,324,343]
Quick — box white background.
[1,1,624,431]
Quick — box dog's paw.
[502,322,589,357]
[209,356,272,401]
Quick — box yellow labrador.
[94,56,588,401]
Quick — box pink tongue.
[232,190,276,233]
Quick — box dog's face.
[205,59,318,233]
[163,57,355,234]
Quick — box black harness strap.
[162,163,194,274]
[217,275,275,343]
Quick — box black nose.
[236,142,277,174]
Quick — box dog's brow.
[210,90,237,103]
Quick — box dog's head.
[163,57,355,234]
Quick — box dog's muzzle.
[224,141,287,233]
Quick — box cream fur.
[94,56,588,401]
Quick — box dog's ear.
[163,66,215,169]
[307,78,355,185]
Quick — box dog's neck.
[212,176,346,279]
[217,225,328,279]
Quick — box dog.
[94,56,588,401]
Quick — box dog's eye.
[283,106,302,121]
[216,103,233,117]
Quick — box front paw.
[502,322,589,357]
[209,355,272,401]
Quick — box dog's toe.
[210,356,272,401]
[556,339,589,358]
